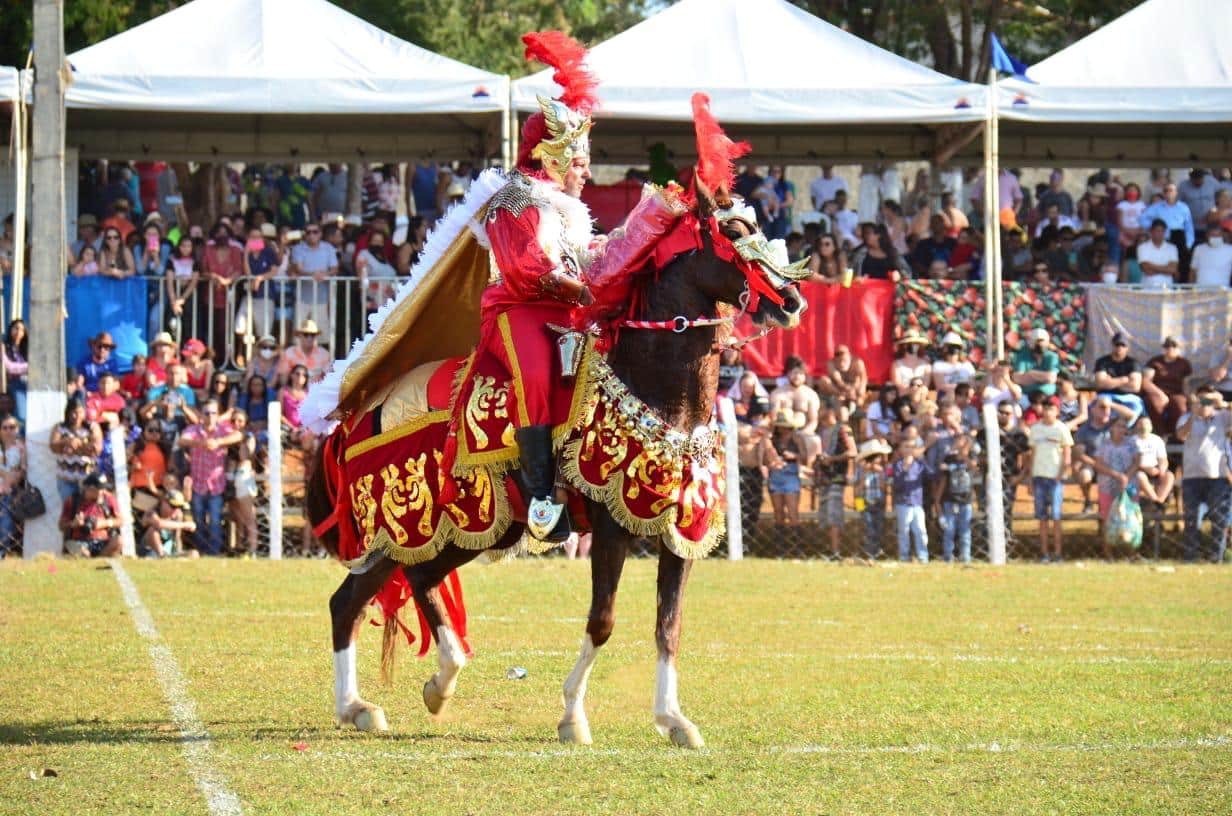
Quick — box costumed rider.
[481,32,602,544]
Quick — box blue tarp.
[65,277,148,374]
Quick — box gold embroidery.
[350,474,378,548]
[380,464,410,546]
[402,453,435,538]
[465,375,510,451]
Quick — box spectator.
[181,338,213,397]
[1077,235,1113,282]
[731,370,770,423]
[947,227,982,279]
[289,223,337,342]
[50,401,102,502]
[139,489,196,558]
[1093,333,1146,426]
[982,358,1022,411]
[717,347,743,393]
[1177,168,1219,243]
[803,231,842,283]
[880,200,910,254]
[98,227,136,279]
[1073,396,1113,515]
[831,190,859,248]
[1012,328,1060,402]
[85,372,125,427]
[357,228,399,319]
[1056,372,1089,435]
[1175,386,1230,563]
[939,191,969,238]
[164,236,200,331]
[280,320,331,382]
[141,364,199,427]
[1139,183,1195,279]
[1116,183,1146,262]
[954,383,980,432]
[931,332,976,401]
[178,398,239,556]
[994,401,1029,550]
[272,165,311,229]
[1208,336,1232,402]
[238,374,273,433]
[135,215,170,281]
[770,361,821,455]
[890,441,930,563]
[4,319,28,424]
[862,384,898,441]
[71,245,101,277]
[1091,414,1138,559]
[244,334,284,393]
[59,472,121,558]
[71,213,102,260]
[77,332,119,393]
[814,399,855,559]
[281,364,316,452]
[891,331,932,393]
[970,167,1023,214]
[809,165,847,211]
[1037,170,1075,217]
[207,372,238,422]
[820,345,867,408]
[1024,396,1073,563]
[311,163,348,221]
[937,432,978,563]
[238,226,283,342]
[736,414,773,536]
[120,354,149,403]
[1034,203,1077,238]
[146,332,179,386]
[227,410,260,556]
[0,414,26,555]
[909,215,957,278]
[128,422,168,498]
[767,410,806,527]
[1191,222,1232,287]
[1142,336,1192,436]
[1138,219,1179,287]
[854,439,891,560]
[202,222,244,360]
[1131,417,1174,505]
[850,223,908,281]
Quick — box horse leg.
[653,546,702,748]
[329,556,399,732]
[559,506,630,745]
[405,534,516,716]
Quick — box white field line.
[111,561,244,816]
[253,734,1231,764]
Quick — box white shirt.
[1138,239,1179,287]
[1191,241,1232,287]
[1034,214,1078,237]
[1116,200,1146,231]
[834,209,860,247]
[932,360,976,390]
[809,175,848,209]
[1134,434,1167,470]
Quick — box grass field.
[1,557,1230,816]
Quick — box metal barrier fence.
[136,272,397,368]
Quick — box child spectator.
[814,399,856,559]
[854,439,891,560]
[72,244,100,277]
[1025,396,1074,563]
[85,371,126,427]
[1132,417,1174,505]
[890,441,931,563]
[227,410,261,557]
[120,354,149,402]
[140,489,197,558]
[1091,415,1138,559]
[937,433,979,563]
[954,383,981,432]
[767,410,806,528]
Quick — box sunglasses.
[105,234,121,241]
[145,428,161,435]
[98,344,116,350]
[1,424,17,430]
[305,228,321,234]
[204,411,219,417]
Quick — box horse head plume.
[690,93,750,209]
[522,31,599,114]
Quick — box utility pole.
[26,0,67,557]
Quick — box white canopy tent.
[995,0,1232,164]
[512,0,986,164]
[0,67,17,106]
[65,0,510,162]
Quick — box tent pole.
[501,79,512,171]
[982,64,1007,567]
[982,68,997,364]
[990,69,1004,360]
[11,70,28,322]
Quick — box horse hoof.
[353,706,388,733]
[557,720,593,745]
[669,725,704,749]
[423,679,451,716]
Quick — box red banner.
[581,180,644,233]
[738,279,896,383]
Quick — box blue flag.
[990,33,1032,81]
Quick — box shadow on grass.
[0,718,189,746]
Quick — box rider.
[478,32,601,543]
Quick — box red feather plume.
[691,93,751,196]
[522,31,599,115]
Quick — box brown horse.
[306,191,804,748]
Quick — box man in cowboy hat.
[931,331,975,401]
[280,319,331,382]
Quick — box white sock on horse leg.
[562,635,599,725]
[334,643,358,717]
[435,625,467,698]
[653,654,683,730]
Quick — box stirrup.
[528,497,565,542]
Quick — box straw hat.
[896,329,929,347]
[296,319,321,336]
[772,409,805,430]
[857,439,892,460]
[165,490,191,510]
[150,331,175,350]
[940,331,964,348]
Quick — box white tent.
[995,0,1232,164]
[65,0,510,162]
[0,67,17,105]
[512,0,985,164]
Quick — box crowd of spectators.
[729,325,1232,565]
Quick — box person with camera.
[59,473,121,558]
[1175,386,1231,563]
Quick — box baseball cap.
[1111,332,1129,346]
[1030,328,1049,343]
[1162,335,1181,347]
[941,331,964,348]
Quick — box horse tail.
[380,612,401,685]
[305,427,349,562]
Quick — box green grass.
[1,557,1230,815]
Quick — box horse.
[306,187,805,748]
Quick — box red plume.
[522,31,599,115]
[691,93,751,196]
